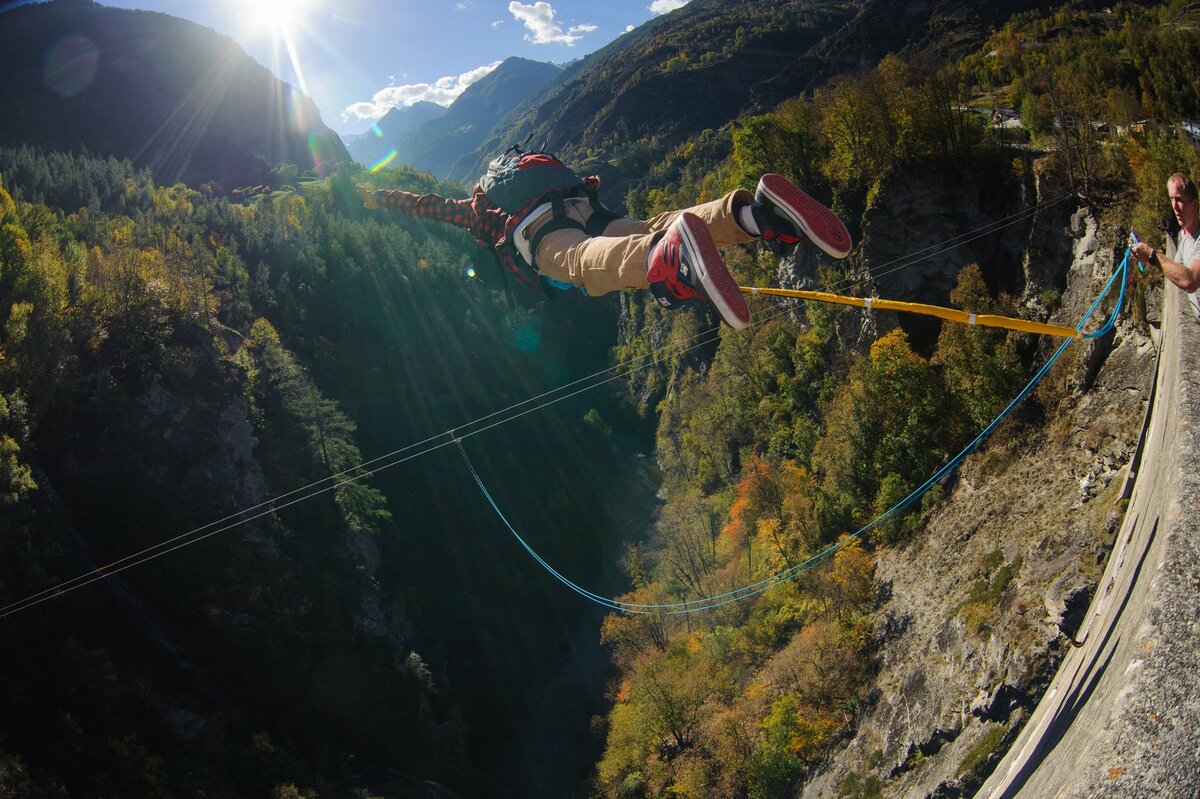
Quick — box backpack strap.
[528,193,587,267]
[582,183,620,236]
[527,189,622,267]
[487,248,518,307]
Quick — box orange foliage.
[723,456,780,543]
[830,535,875,612]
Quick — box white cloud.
[508,1,595,46]
[342,61,502,123]
[625,25,635,32]
[456,1,471,9]
[648,0,690,14]
[491,19,503,29]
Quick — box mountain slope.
[0,0,349,190]
[453,0,1099,193]
[348,57,561,179]
[452,0,859,187]
[345,100,445,166]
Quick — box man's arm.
[358,184,477,231]
[1132,240,1200,293]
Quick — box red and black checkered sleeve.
[375,189,475,231]
[374,188,515,255]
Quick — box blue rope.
[1082,246,1130,339]
[458,251,1131,614]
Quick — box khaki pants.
[530,189,756,295]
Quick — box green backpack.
[479,145,618,289]
[479,147,587,215]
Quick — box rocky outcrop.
[978,257,1200,799]
[800,200,1157,797]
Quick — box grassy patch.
[959,552,1024,634]
[838,771,884,799]
[959,723,1007,775]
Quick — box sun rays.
[227,0,317,94]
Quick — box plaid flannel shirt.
[373,176,602,280]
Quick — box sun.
[229,0,318,93]
[237,0,312,39]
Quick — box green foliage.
[242,317,390,534]
[0,395,35,505]
[812,329,960,540]
[487,0,858,185]
[838,771,884,799]
[965,1,1200,194]
[731,100,823,192]
[597,6,1200,794]
[968,1,1200,122]
[0,152,549,796]
[0,751,66,799]
[4,4,1193,797]
[0,146,153,214]
[959,552,1024,635]
[934,265,1028,430]
[747,693,844,798]
[959,723,1007,775]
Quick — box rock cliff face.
[800,173,1155,798]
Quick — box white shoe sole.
[758,174,852,259]
[676,212,750,329]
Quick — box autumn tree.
[732,97,823,191]
[818,55,914,196]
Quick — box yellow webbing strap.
[741,287,1082,339]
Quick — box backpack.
[479,145,619,291]
[479,147,587,215]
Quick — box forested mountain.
[0,0,349,190]
[449,0,1088,193]
[349,57,562,179]
[0,146,642,797]
[1,0,1199,798]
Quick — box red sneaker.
[647,212,750,329]
[754,174,852,259]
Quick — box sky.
[43,0,694,137]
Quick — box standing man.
[1132,172,1200,315]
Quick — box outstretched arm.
[1132,239,1200,293]
[358,184,478,232]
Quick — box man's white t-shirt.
[1178,227,1200,317]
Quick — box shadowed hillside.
[0,0,349,190]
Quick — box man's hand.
[1129,234,1152,272]
[357,184,379,210]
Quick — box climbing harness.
[482,144,619,287]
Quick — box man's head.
[1167,172,1199,233]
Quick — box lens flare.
[514,325,541,352]
[44,34,99,97]
[306,133,324,173]
[369,149,398,173]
